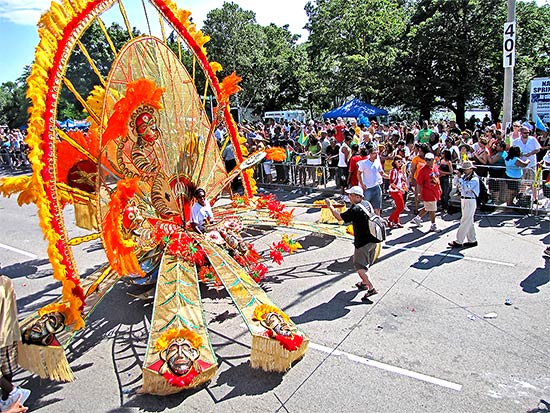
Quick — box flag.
[536,115,547,132]
[286,145,294,162]
[297,129,308,147]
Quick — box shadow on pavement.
[520,258,550,293]
[292,290,360,325]
[0,258,51,280]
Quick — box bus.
[263,110,307,124]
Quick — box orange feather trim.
[103,178,144,277]
[219,72,242,104]
[253,304,291,323]
[56,130,98,184]
[265,147,286,162]
[155,328,203,352]
[38,302,76,326]
[102,79,165,145]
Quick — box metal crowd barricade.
[252,161,341,192]
[453,165,549,214]
[247,160,549,215]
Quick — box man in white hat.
[325,186,379,301]
[448,161,479,248]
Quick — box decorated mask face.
[161,338,200,376]
[23,312,65,346]
[135,111,160,144]
[261,312,293,337]
[122,204,143,230]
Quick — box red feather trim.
[162,365,199,387]
[275,333,304,351]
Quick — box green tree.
[203,2,308,116]
[391,0,504,126]
[58,22,139,119]
[511,1,550,119]
[0,67,31,128]
[304,0,407,111]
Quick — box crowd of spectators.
[0,128,30,171]
[234,115,550,215]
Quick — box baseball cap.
[425,152,435,160]
[345,186,364,197]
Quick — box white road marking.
[309,342,463,391]
[0,242,38,259]
[384,244,515,267]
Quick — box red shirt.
[334,124,347,143]
[348,154,367,187]
[416,164,441,201]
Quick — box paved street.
[0,187,549,412]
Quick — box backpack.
[475,175,490,204]
[357,201,386,243]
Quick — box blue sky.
[0,0,310,83]
[0,0,548,84]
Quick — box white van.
[264,110,306,124]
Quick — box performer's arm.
[325,198,342,221]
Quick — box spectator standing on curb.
[337,134,352,194]
[448,161,480,248]
[348,145,366,188]
[439,149,454,212]
[324,186,379,301]
[410,143,429,213]
[0,276,31,412]
[357,144,388,216]
[387,156,407,228]
[512,126,541,170]
[410,152,442,232]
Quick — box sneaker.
[411,216,423,226]
[403,205,410,212]
[429,224,441,233]
[463,241,478,247]
[0,387,31,411]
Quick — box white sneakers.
[411,216,423,226]
[0,387,31,411]
[429,224,441,233]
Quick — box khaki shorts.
[353,243,377,270]
[424,200,437,212]
[0,343,18,378]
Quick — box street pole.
[502,0,516,133]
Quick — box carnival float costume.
[0,0,379,395]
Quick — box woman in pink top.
[388,156,407,228]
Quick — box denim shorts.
[363,185,382,210]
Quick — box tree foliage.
[0,67,31,128]
[2,0,550,126]
[304,0,408,110]
[202,2,307,115]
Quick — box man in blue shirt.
[448,161,480,248]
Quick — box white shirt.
[191,201,213,232]
[512,136,541,169]
[338,142,350,167]
[358,157,383,188]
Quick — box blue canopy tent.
[57,119,91,129]
[323,98,388,119]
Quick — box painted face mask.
[134,110,160,144]
[23,312,65,346]
[161,337,200,376]
[261,312,293,337]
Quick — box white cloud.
[0,0,310,36]
[0,0,50,25]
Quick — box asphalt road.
[0,186,549,413]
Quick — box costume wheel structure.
[14,0,308,395]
